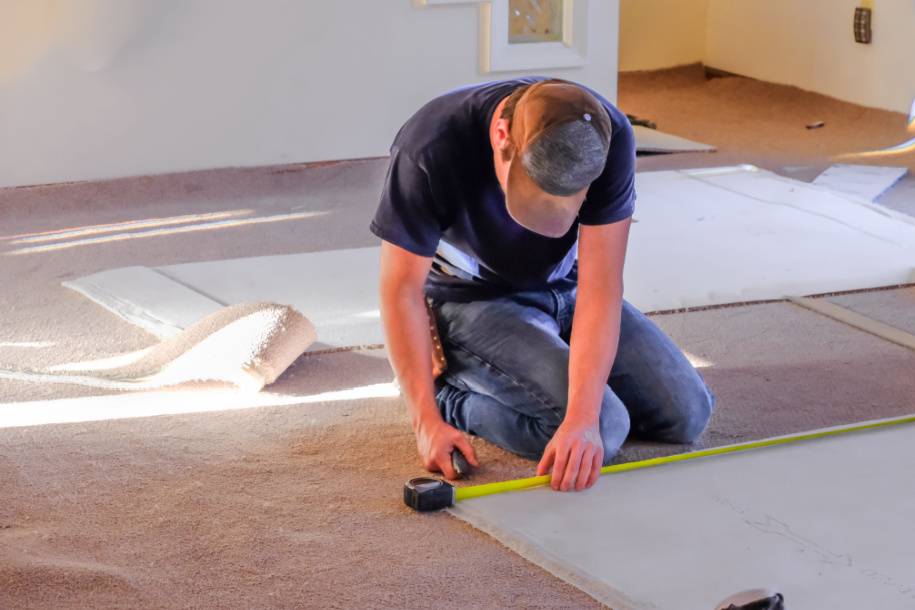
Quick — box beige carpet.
[2,67,915,608]
[621,64,915,174]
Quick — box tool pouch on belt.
[426,299,447,379]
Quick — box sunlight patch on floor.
[0,382,400,429]
[3,210,252,243]
[684,350,714,369]
[4,211,330,255]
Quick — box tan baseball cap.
[505,80,612,237]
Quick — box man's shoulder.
[570,82,630,140]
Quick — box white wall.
[705,0,915,114]
[0,0,620,189]
[619,0,914,115]
[619,0,708,72]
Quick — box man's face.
[492,119,588,237]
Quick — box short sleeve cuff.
[577,192,636,226]
[370,220,438,257]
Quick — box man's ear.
[493,118,512,151]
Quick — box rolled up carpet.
[5,303,316,392]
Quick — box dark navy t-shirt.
[370,76,636,303]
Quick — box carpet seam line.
[149,267,229,307]
[786,296,915,351]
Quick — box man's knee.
[599,391,631,465]
[664,383,714,444]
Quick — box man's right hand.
[415,417,479,480]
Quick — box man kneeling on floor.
[372,77,715,491]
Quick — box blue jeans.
[430,286,715,463]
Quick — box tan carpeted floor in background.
[2,67,914,609]
[621,64,914,166]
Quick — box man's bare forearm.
[379,243,478,477]
[566,220,631,425]
[567,286,622,424]
[379,285,441,431]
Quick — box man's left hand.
[536,417,604,491]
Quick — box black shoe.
[716,588,784,610]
